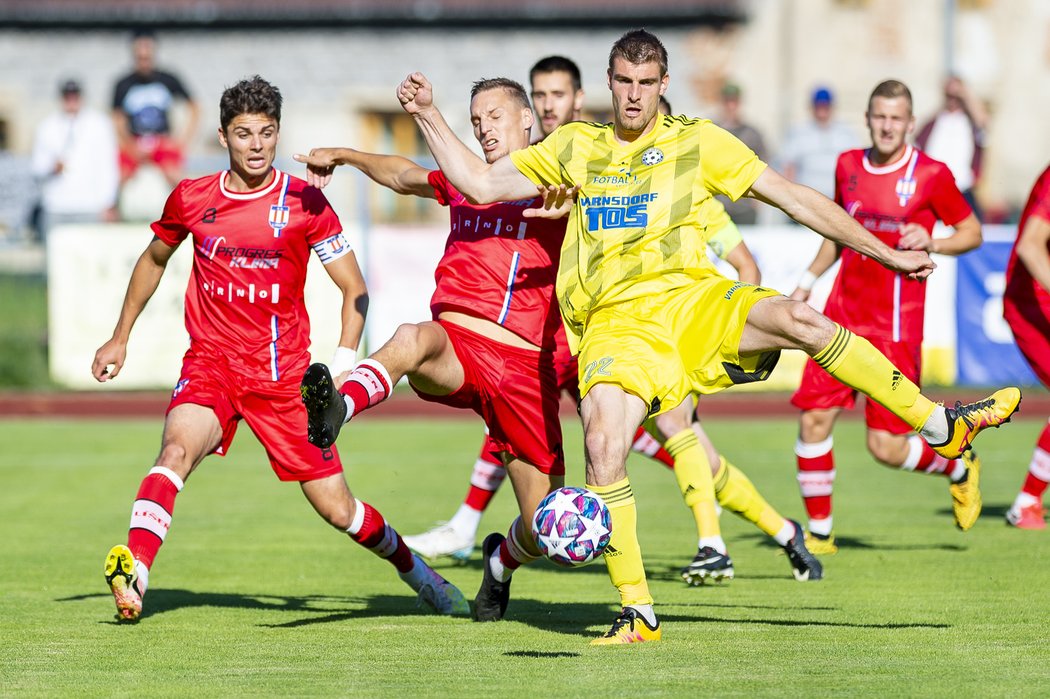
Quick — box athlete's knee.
[584,424,629,475]
[653,403,691,440]
[799,410,834,443]
[156,441,190,472]
[866,431,905,467]
[785,302,835,352]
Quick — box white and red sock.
[1019,421,1050,503]
[338,359,392,420]
[631,427,675,469]
[489,517,539,583]
[346,499,414,574]
[796,436,835,534]
[460,439,506,511]
[901,435,965,482]
[127,466,183,569]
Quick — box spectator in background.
[916,75,988,218]
[30,78,118,239]
[715,83,766,224]
[112,29,199,193]
[779,86,860,200]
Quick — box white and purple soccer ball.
[531,486,612,567]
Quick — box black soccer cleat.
[300,362,347,449]
[681,545,734,586]
[473,532,511,622]
[783,519,823,581]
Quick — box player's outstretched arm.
[746,167,934,281]
[293,148,435,198]
[1016,214,1050,294]
[92,237,178,382]
[322,250,369,375]
[397,72,537,204]
[898,214,981,257]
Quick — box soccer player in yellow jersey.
[397,29,1021,645]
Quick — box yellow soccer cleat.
[591,607,662,645]
[803,531,838,555]
[950,450,982,531]
[930,388,1021,459]
[104,544,144,623]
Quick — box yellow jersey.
[510,115,766,351]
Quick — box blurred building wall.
[1,0,1047,218]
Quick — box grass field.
[1,414,1047,697]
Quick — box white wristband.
[330,346,358,376]
[797,270,818,292]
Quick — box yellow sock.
[815,324,937,431]
[713,457,785,538]
[664,428,720,538]
[588,478,652,607]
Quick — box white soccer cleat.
[402,523,475,562]
[400,554,470,616]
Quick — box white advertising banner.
[47,223,361,390]
[48,221,967,390]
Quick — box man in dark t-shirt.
[112,30,199,189]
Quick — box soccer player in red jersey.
[92,76,468,622]
[295,77,570,623]
[789,80,984,552]
[1004,165,1050,530]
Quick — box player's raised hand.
[898,222,934,252]
[293,148,340,189]
[891,248,936,280]
[523,184,579,220]
[92,339,127,382]
[398,73,433,114]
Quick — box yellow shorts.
[577,276,781,416]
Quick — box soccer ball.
[531,486,612,567]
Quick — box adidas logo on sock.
[891,370,903,390]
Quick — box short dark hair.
[220,76,282,132]
[470,78,530,111]
[131,28,155,42]
[868,79,913,115]
[609,29,668,76]
[529,55,582,92]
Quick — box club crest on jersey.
[269,205,290,236]
[895,176,916,206]
[641,147,664,166]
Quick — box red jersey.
[427,170,566,349]
[1005,165,1050,309]
[152,169,351,382]
[824,145,971,342]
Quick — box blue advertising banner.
[955,238,1039,386]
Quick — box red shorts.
[168,351,343,482]
[554,340,580,402]
[120,135,184,179]
[791,338,920,435]
[1004,299,1050,387]
[411,321,565,475]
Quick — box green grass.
[1,415,1047,697]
